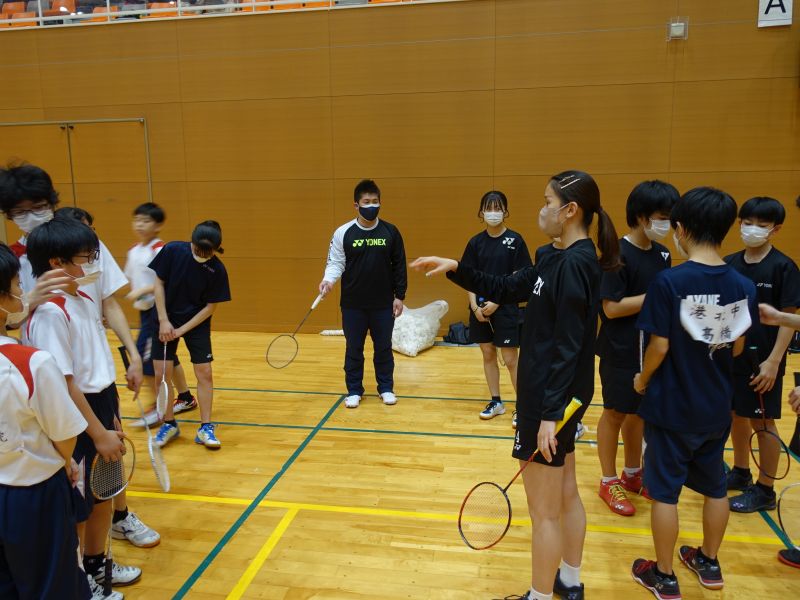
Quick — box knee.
[194,364,213,383]
[480,346,497,364]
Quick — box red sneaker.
[778,548,800,569]
[621,469,644,494]
[599,478,636,516]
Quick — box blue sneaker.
[154,422,179,447]
[195,423,221,449]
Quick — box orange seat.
[303,1,329,7]
[86,5,118,21]
[10,10,36,24]
[235,0,253,11]
[50,0,76,13]
[143,1,177,17]
[272,1,302,9]
[368,0,402,3]
[1,1,27,14]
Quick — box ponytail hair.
[192,220,224,255]
[549,170,621,272]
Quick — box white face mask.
[12,209,53,234]
[673,232,689,259]
[74,261,102,286]
[538,204,568,239]
[192,251,211,264]
[645,219,670,241]
[483,211,504,227]
[740,224,773,248]
[0,294,29,327]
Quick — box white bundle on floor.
[392,300,449,357]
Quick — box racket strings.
[458,482,511,550]
[266,334,299,369]
[749,428,791,481]
[91,455,133,500]
[149,439,170,492]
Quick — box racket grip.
[311,294,323,310]
[557,397,583,430]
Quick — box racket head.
[778,483,800,548]
[89,437,135,500]
[266,334,299,369]
[749,428,791,481]
[156,379,169,419]
[458,481,512,550]
[148,436,170,492]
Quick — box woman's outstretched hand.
[410,257,458,277]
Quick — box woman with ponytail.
[412,170,619,600]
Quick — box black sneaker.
[679,546,723,589]
[554,568,584,599]
[729,484,776,513]
[778,548,800,569]
[725,467,752,490]
[631,559,681,600]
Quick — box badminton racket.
[89,436,135,596]
[133,391,170,492]
[478,298,505,367]
[156,343,169,420]
[746,346,790,481]
[458,397,583,550]
[266,294,323,369]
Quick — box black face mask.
[358,205,380,221]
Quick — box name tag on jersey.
[679,298,751,346]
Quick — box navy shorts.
[642,421,730,504]
[468,304,521,347]
[73,383,120,523]
[511,401,590,467]
[152,320,213,364]
[599,360,642,414]
[0,470,91,600]
[732,374,782,420]
[137,308,180,377]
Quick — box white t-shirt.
[17,237,128,319]
[23,291,117,394]
[124,239,164,310]
[0,336,87,486]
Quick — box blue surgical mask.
[358,204,380,221]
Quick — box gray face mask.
[482,211,504,227]
[644,219,670,241]
[12,209,53,234]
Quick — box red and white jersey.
[16,237,128,320]
[0,336,87,486]
[124,238,165,310]
[23,290,116,394]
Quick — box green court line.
[172,395,345,599]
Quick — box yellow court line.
[126,489,782,546]
[226,508,299,600]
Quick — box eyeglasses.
[8,203,52,219]
[70,249,100,264]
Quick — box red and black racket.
[458,397,583,550]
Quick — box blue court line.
[171,395,345,599]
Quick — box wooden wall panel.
[670,78,800,173]
[332,91,494,179]
[0,123,71,183]
[177,13,331,102]
[34,23,180,107]
[181,97,333,181]
[0,32,43,110]
[69,121,148,184]
[186,179,334,259]
[494,84,674,176]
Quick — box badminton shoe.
[92,562,142,587]
[381,391,397,405]
[553,568,585,599]
[173,394,198,414]
[111,512,161,547]
[575,421,585,441]
[778,548,800,568]
[725,467,752,491]
[195,423,221,449]
[480,400,505,419]
[631,559,681,600]
[87,574,123,600]
[154,422,179,447]
[621,469,644,495]
[679,546,723,589]
[729,484,776,513]
[344,395,361,408]
[599,478,636,516]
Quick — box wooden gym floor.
[110,331,800,599]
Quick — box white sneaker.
[380,392,397,405]
[93,562,142,587]
[575,422,585,441]
[111,512,161,547]
[479,400,505,420]
[344,395,361,408]
[88,574,124,599]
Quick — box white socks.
[601,475,617,483]
[559,559,581,588]
[623,466,642,477]
[528,589,552,600]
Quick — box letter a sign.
[758,0,793,27]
